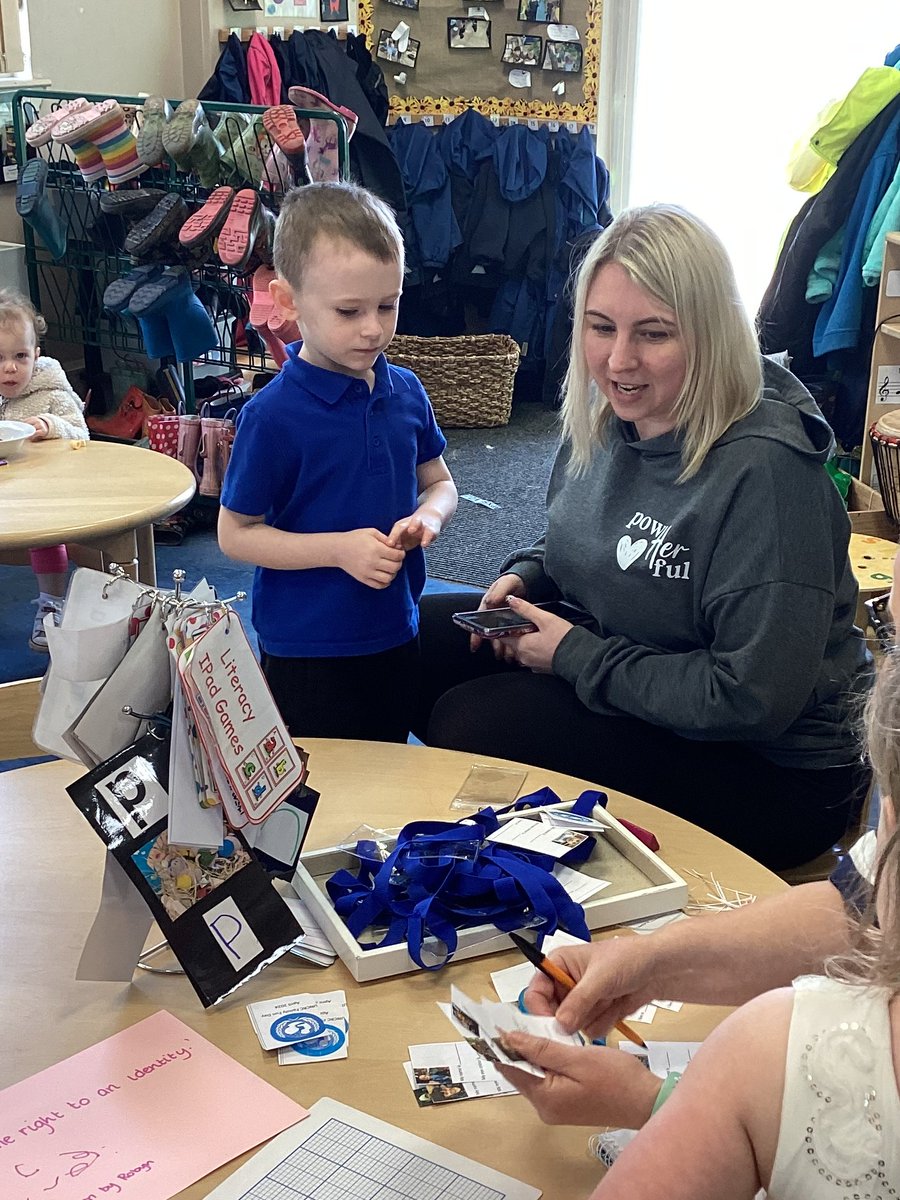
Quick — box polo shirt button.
[373,437,382,447]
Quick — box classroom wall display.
[377,28,421,66]
[447,17,492,49]
[320,0,350,19]
[501,33,542,65]
[358,0,601,123]
[517,0,560,21]
[542,38,582,71]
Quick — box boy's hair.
[273,182,405,291]
[561,203,761,482]
[827,654,900,993]
[0,289,46,343]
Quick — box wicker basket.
[389,333,520,428]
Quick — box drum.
[869,411,900,523]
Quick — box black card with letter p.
[67,732,303,1008]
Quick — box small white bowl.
[0,419,35,459]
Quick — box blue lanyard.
[326,788,605,969]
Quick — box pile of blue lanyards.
[326,787,606,969]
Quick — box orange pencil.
[508,931,647,1050]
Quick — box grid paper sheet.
[205,1097,541,1200]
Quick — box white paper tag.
[421,114,435,126]
[509,69,532,88]
[399,112,412,123]
[272,25,285,37]
[507,116,519,124]
[566,120,579,133]
[490,113,501,126]
[527,118,540,130]
[547,22,579,39]
[487,815,591,859]
[443,112,455,123]
[548,120,560,131]
[229,26,241,36]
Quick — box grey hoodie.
[502,359,870,769]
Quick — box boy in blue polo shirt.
[219,181,457,741]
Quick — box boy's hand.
[337,528,405,589]
[388,513,441,550]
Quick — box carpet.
[427,401,560,587]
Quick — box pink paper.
[0,1010,307,1200]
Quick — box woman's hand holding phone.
[503,595,573,672]
[471,573,527,656]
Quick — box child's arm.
[388,456,458,550]
[23,361,89,441]
[591,988,792,1200]
[218,506,406,590]
[29,387,88,441]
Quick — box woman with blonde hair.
[413,203,869,869]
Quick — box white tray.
[292,801,688,982]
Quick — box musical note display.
[876,365,900,403]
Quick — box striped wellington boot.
[54,100,146,186]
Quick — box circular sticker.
[270,1013,325,1044]
[290,1023,346,1057]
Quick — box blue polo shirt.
[220,347,446,657]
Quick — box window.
[607,0,900,311]
[0,0,30,78]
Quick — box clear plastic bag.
[450,763,528,813]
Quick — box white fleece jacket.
[0,356,88,440]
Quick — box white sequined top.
[768,974,899,1199]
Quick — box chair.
[777,783,877,886]
[0,677,45,761]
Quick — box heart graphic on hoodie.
[617,535,647,570]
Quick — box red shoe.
[178,186,235,250]
[86,385,147,440]
[217,188,263,272]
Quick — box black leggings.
[412,593,868,871]
[263,636,418,743]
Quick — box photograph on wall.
[320,0,349,21]
[517,0,561,22]
[501,33,543,66]
[542,39,582,71]
[376,29,421,66]
[447,17,492,49]
[383,0,419,8]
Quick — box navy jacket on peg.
[198,33,250,104]
[345,32,390,126]
[388,122,461,282]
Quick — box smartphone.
[452,600,593,638]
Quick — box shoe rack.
[11,89,350,411]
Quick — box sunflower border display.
[357,0,602,126]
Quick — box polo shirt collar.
[284,343,393,405]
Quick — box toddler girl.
[0,290,88,650]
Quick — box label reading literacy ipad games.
[182,614,303,822]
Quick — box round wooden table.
[0,743,786,1200]
[0,438,195,584]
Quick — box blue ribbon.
[326,788,606,969]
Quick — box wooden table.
[0,743,786,1200]
[0,439,195,585]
